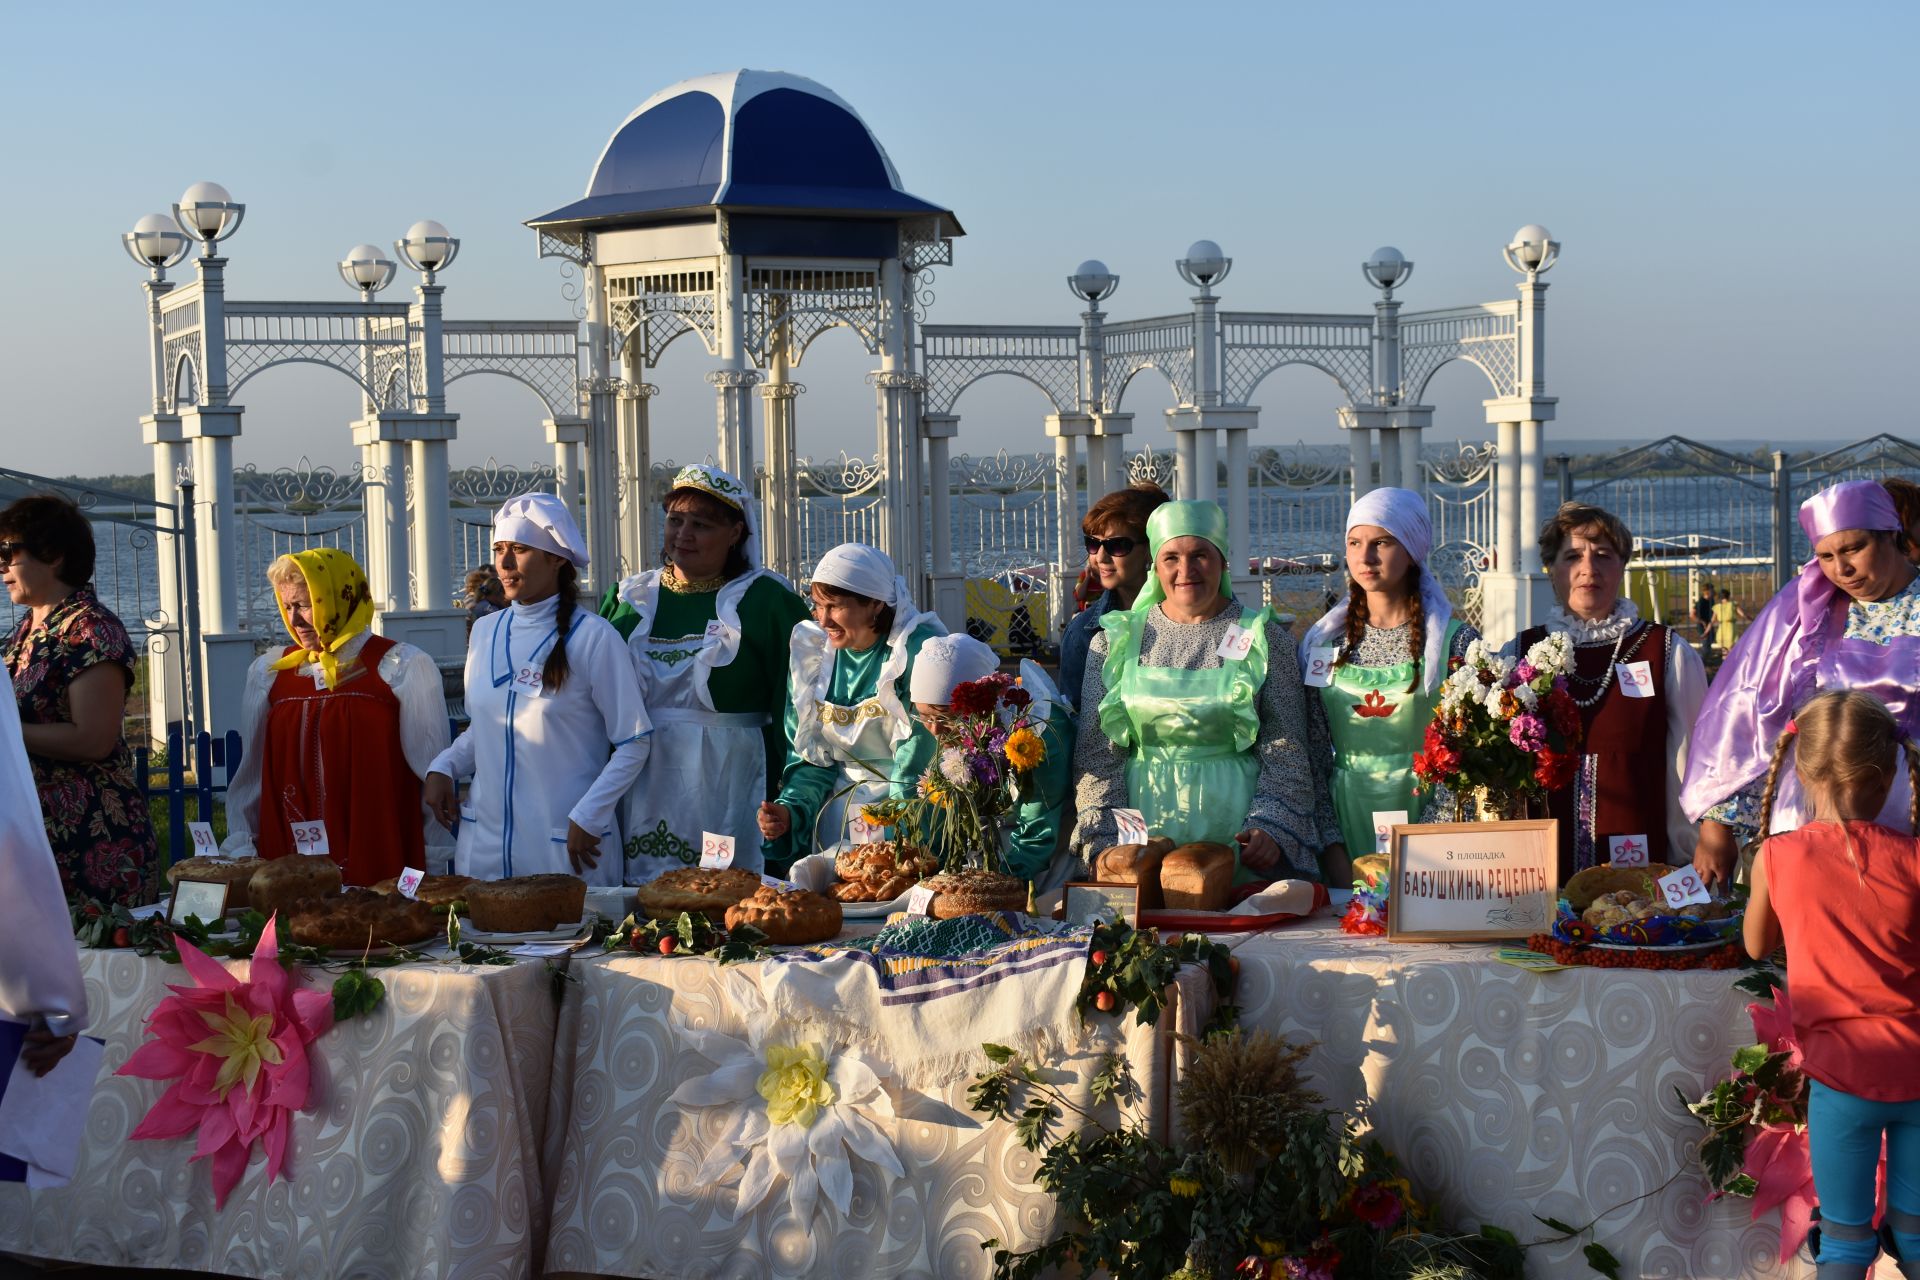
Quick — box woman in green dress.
[756,543,946,859]
[1071,501,1339,885]
[603,464,810,881]
[1298,487,1476,885]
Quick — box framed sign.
[1062,882,1139,929]
[168,878,232,929]
[1386,819,1559,942]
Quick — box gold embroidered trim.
[820,700,889,726]
[661,567,731,594]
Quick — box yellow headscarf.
[266,548,376,690]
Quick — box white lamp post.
[1175,239,1231,297]
[339,243,398,299]
[1363,246,1415,487]
[395,222,458,614]
[122,213,190,280]
[395,219,460,285]
[1068,260,1119,496]
[1362,245,1413,301]
[172,181,245,254]
[1503,223,1560,282]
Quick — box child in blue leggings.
[1745,690,1920,1279]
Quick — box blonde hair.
[265,555,305,590]
[1756,690,1920,884]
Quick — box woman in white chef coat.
[424,493,651,886]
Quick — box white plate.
[835,889,915,920]
[460,913,593,945]
[1587,937,1732,954]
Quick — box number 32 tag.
[1657,866,1711,909]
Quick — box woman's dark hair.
[1538,502,1633,565]
[811,580,894,639]
[1336,563,1427,692]
[0,494,95,587]
[662,489,751,580]
[541,560,581,692]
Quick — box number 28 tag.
[1657,866,1711,909]
[699,832,736,870]
[291,820,330,857]
[1304,646,1339,688]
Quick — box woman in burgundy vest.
[222,550,452,885]
[1509,504,1708,883]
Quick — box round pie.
[370,873,476,911]
[250,857,344,919]
[724,884,843,945]
[636,867,764,921]
[166,856,265,910]
[282,888,439,951]
[465,874,588,933]
[830,841,939,902]
[925,871,1028,919]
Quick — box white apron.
[455,603,636,887]
[620,570,773,883]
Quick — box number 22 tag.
[511,664,544,697]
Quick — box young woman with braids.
[424,493,651,884]
[1299,487,1476,886]
[1742,690,1920,1280]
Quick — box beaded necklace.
[661,566,730,595]
[1563,622,1652,709]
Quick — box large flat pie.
[724,884,842,945]
[925,871,1028,919]
[370,873,476,911]
[282,888,439,951]
[636,867,764,921]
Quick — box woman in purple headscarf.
[1683,480,1920,887]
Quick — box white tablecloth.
[0,946,565,1279]
[541,948,1184,1280]
[1210,916,1887,1280]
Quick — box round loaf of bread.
[283,887,439,951]
[370,873,476,911]
[636,867,763,921]
[724,884,842,945]
[166,856,265,910]
[925,870,1028,919]
[465,874,588,933]
[249,856,343,919]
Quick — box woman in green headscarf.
[1070,501,1340,884]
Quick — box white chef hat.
[909,633,1001,705]
[493,492,589,569]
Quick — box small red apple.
[1093,990,1117,1013]
[657,936,678,956]
[1090,949,1109,967]
[113,926,132,948]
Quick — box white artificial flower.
[939,747,970,787]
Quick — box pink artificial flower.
[116,917,334,1206]
[1351,1181,1406,1229]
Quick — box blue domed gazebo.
[528,70,962,582]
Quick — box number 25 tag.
[511,664,545,697]
[291,820,330,857]
[1616,661,1654,699]
[1657,866,1710,908]
[699,831,736,870]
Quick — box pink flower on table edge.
[1350,1180,1405,1229]
[115,916,334,1207]
[1748,985,1803,1071]
[1742,1125,1816,1262]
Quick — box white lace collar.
[1547,599,1640,646]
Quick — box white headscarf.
[0,668,86,1034]
[811,542,910,608]
[493,492,589,569]
[1300,486,1455,695]
[909,634,1000,705]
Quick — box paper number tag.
[1616,661,1654,699]
[1657,866,1711,909]
[188,821,219,858]
[312,669,330,691]
[848,815,884,846]
[1609,834,1650,867]
[906,884,936,916]
[699,832,736,870]
[511,664,545,697]
[1370,810,1408,857]
[1304,646,1339,688]
[704,620,728,642]
[1216,624,1257,661]
[1114,808,1149,847]
[291,820,330,856]
[396,867,425,900]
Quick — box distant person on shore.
[223,548,453,883]
[1058,482,1171,716]
[1685,480,1920,887]
[0,493,157,906]
[1693,583,1718,657]
[1884,476,1920,565]
[463,566,505,639]
[1711,589,1746,656]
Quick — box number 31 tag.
[188,821,220,858]
[291,820,330,856]
[699,832,736,870]
[1657,866,1711,908]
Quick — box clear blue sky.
[2,0,1913,478]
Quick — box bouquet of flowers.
[864,671,1050,874]
[1413,634,1584,806]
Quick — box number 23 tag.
[291,820,330,856]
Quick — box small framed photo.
[1062,882,1139,929]
[1386,819,1560,942]
[168,878,232,929]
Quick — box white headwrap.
[0,668,86,1035]
[811,542,911,609]
[1300,486,1455,695]
[493,492,589,569]
[790,544,948,759]
[909,634,1001,705]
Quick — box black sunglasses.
[1083,535,1139,557]
[0,541,28,566]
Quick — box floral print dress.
[5,587,158,905]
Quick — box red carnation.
[1546,689,1581,737]
[948,678,997,716]
[1002,686,1032,711]
[1534,748,1576,791]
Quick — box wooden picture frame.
[1062,882,1140,930]
[1386,819,1559,942]
[168,877,232,929]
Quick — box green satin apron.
[1318,619,1461,856]
[1098,605,1273,884]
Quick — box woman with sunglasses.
[757,543,946,858]
[1058,483,1170,715]
[0,494,157,906]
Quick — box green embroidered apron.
[1318,618,1461,856]
[1098,606,1272,884]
